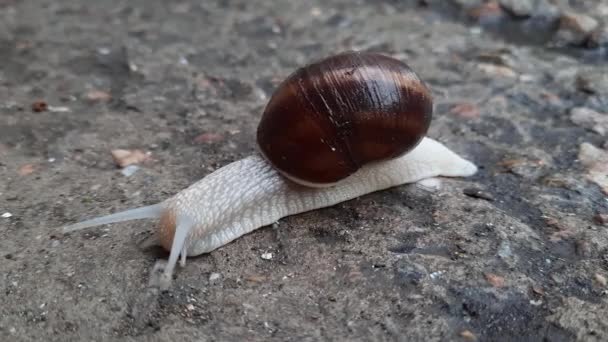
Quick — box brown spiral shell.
[256,51,433,186]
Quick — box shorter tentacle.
[159,215,195,289]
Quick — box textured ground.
[1,0,607,341]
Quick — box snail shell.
[257,51,433,187]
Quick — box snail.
[62,51,477,289]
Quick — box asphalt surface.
[1,0,607,341]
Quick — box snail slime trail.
[61,51,477,289]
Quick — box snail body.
[62,52,477,289]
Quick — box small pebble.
[193,133,224,144]
[578,143,608,194]
[555,12,599,46]
[261,252,273,260]
[121,165,140,177]
[594,214,608,225]
[111,149,148,168]
[578,74,603,95]
[476,51,514,67]
[551,273,564,284]
[18,164,37,176]
[519,74,535,83]
[570,107,608,136]
[31,100,48,112]
[587,25,608,49]
[467,2,504,21]
[484,273,505,288]
[540,91,563,106]
[478,63,517,78]
[449,103,480,119]
[86,90,112,102]
[186,304,195,311]
[498,158,545,179]
[48,106,71,113]
[429,270,444,280]
[498,0,535,18]
[310,7,322,17]
[460,329,477,341]
[463,188,495,201]
[245,275,268,282]
[497,241,513,259]
[209,272,221,281]
[469,27,482,35]
[97,47,111,55]
[531,285,545,296]
[2,212,13,218]
[595,273,607,287]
